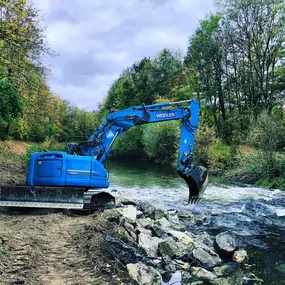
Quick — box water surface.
[107,159,285,284]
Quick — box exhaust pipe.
[178,165,209,204]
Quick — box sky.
[35,0,215,110]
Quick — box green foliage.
[224,151,285,190]
[0,79,22,139]
[246,110,285,151]
[194,125,237,171]
[20,140,66,164]
[208,141,236,171]
[111,127,145,158]
[193,125,218,166]
[185,0,285,142]
[142,121,179,164]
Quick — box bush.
[142,121,179,164]
[193,125,237,172]
[20,139,66,164]
[224,151,285,189]
[246,110,285,151]
[111,126,146,158]
[193,125,217,166]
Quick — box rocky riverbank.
[82,196,262,285]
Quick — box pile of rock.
[102,198,248,285]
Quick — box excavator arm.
[69,99,208,202]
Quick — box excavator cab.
[178,165,209,204]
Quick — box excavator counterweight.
[0,99,208,211]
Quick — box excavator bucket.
[178,166,209,204]
[0,186,85,209]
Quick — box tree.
[0,78,22,139]
[0,0,51,87]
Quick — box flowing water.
[107,159,285,285]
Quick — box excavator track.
[0,186,85,209]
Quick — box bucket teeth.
[188,196,201,205]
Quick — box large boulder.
[150,225,168,238]
[168,230,194,245]
[155,217,172,231]
[214,231,238,257]
[153,208,168,220]
[191,243,222,269]
[158,238,179,259]
[138,232,162,258]
[158,238,193,261]
[127,262,161,285]
[137,217,154,228]
[137,201,156,218]
[104,235,151,265]
[117,226,136,245]
[161,254,177,273]
[122,205,137,223]
[102,208,123,219]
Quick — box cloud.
[35,0,215,110]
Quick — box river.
[107,159,285,285]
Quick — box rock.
[178,210,193,219]
[182,272,204,285]
[116,196,136,206]
[210,278,231,285]
[123,221,137,242]
[117,226,136,244]
[155,217,172,230]
[137,217,154,228]
[138,202,156,218]
[158,238,193,262]
[136,210,144,219]
[168,230,194,245]
[102,208,123,219]
[107,215,121,224]
[168,215,186,231]
[173,260,190,271]
[168,214,181,224]
[123,221,135,232]
[215,231,238,257]
[161,254,176,272]
[127,262,161,285]
[158,239,179,259]
[233,249,248,263]
[213,262,239,277]
[191,266,217,281]
[210,268,244,285]
[195,232,214,249]
[105,235,151,265]
[135,226,152,236]
[154,208,168,220]
[122,205,137,223]
[138,232,161,258]
[161,271,182,285]
[150,225,168,238]
[191,243,222,269]
[195,215,208,226]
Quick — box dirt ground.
[0,209,132,285]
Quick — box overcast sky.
[35,0,215,110]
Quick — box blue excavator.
[0,99,208,211]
